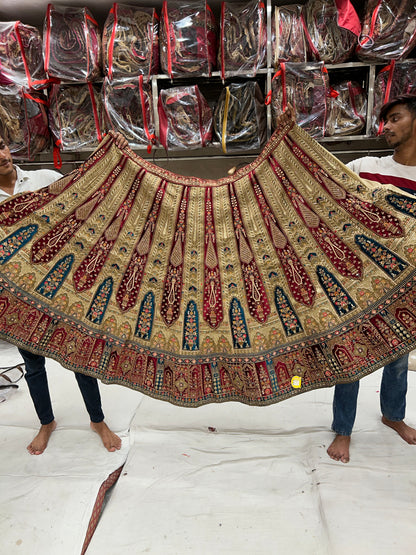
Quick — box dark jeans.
[19,348,104,425]
[332,354,408,436]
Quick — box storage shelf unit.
[0,0,404,174]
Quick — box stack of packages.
[102,3,159,151]
[158,1,215,149]
[0,21,50,159]
[214,0,267,152]
[43,4,104,163]
[357,1,416,135]
[269,0,362,138]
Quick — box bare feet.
[327,434,351,463]
[90,421,122,452]
[27,421,57,455]
[381,416,416,444]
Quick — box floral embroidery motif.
[86,277,113,324]
[355,235,408,279]
[36,255,74,299]
[183,300,199,350]
[135,292,155,340]
[274,287,303,336]
[0,225,38,264]
[316,265,357,316]
[229,298,250,348]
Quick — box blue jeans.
[19,348,104,425]
[332,354,408,436]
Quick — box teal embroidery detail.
[355,234,408,278]
[0,225,38,264]
[36,255,74,299]
[183,300,199,351]
[274,287,303,336]
[135,292,155,340]
[229,298,250,348]
[86,277,113,324]
[386,194,416,217]
[316,265,356,316]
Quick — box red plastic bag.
[219,0,267,78]
[0,21,48,90]
[48,83,104,156]
[371,60,416,135]
[103,75,156,151]
[0,85,50,159]
[43,4,102,82]
[158,85,213,150]
[160,1,216,78]
[102,3,159,81]
[269,62,329,138]
[357,0,416,62]
[326,80,367,136]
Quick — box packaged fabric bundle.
[103,75,156,150]
[218,0,267,78]
[102,3,159,81]
[302,0,361,64]
[268,62,329,138]
[43,4,102,82]
[371,60,416,135]
[48,83,104,158]
[0,21,48,90]
[214,81,266,153]
[0,85,50,159]
[158,85,212,150]
[160,1,216,78]
[357,0,416,62]
[325,80,367,136]
[272,4,308,65]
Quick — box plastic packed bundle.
[102,3,159,81]
[158,85,213,150]
[214,81,266,153]
[218,0,267,78]
[160,1,216,78]
[0,85,50,159]
[43,4,102,82]
[326,80,367,136]
[302,0,361,64]
[103,76,156,150]
[48,83,104,153]
[272,4,308,65]
[357,0,416,62]
[269,62,329,138]
[371,60,416,135]
[0,21,48,90]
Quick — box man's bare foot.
[90,421,122,452]
[381,416,416,444]
[327,434,351,463]
[27,421,57,455]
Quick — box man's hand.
[108,130,129,149]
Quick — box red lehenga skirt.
[1,113,416,407]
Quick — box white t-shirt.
[0,165,61,365]
[0,165,61,204]
[347,155,416,194]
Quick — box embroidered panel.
[1,115,416,406]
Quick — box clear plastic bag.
[218,0,267,78]
[158,85,213,150]
[269,62,329,138]
[326,80,367,136]
[43,4,102,82]
[357,0,416,62]
[160,1,216,78]
[302,0,360,64]
[272,4,308,65]
[214,81,267,153]
[0,21,48,90]
[371,59,416,135]
[48,83,104,151]
[103,76,156,150]
[0,85,50,159]
[102,4,159,81]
